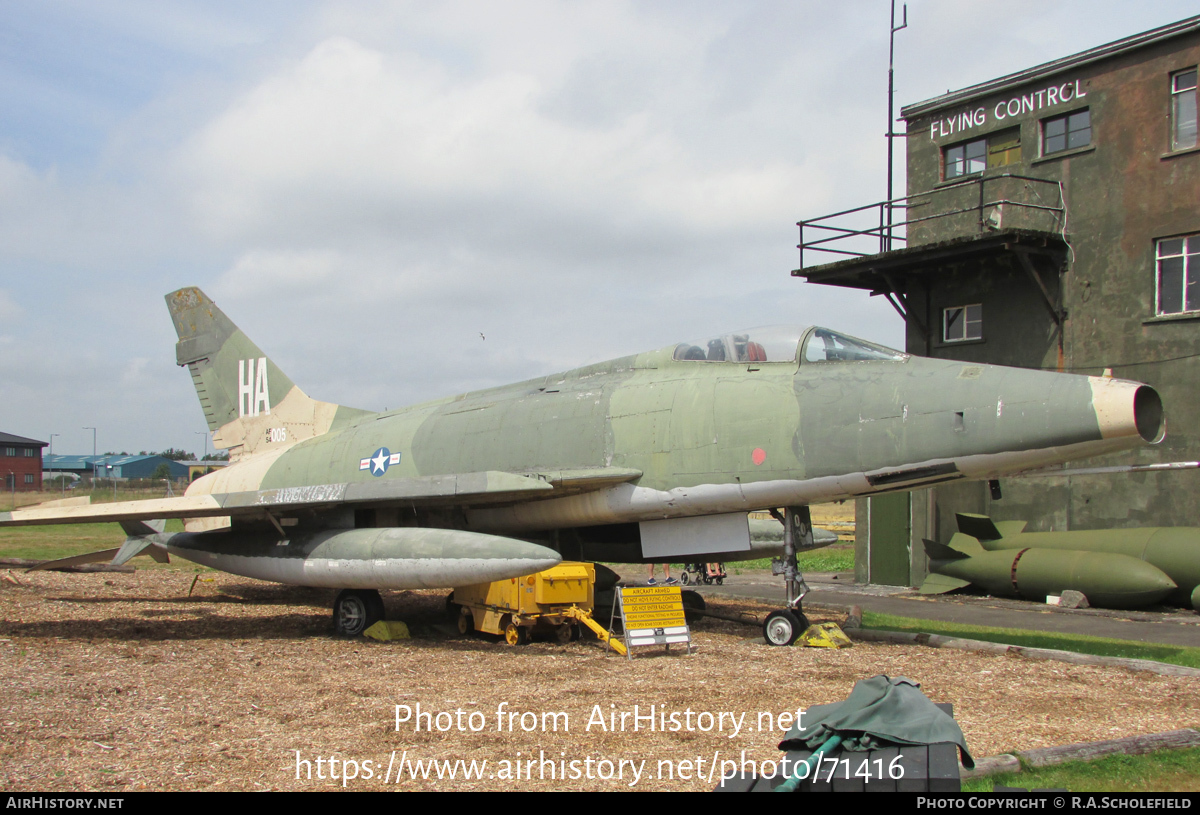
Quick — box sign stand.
[616,586,692,660]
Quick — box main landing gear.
[333,589,385,637]
[762,506,812,646]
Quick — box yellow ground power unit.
[450,562,621,650]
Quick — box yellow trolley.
[449,562,625,652]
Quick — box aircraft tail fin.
[166,287,370,461]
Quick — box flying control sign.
[617,586,692,660]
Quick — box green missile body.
[923,540,1177,608]
[961,514,1200,607]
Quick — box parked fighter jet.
[921,513,1200,610]
[1,288,1165,643]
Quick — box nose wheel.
[763,609,810,646]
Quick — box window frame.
[942,128,1022,180]
[1171,68,1198,152]
[1155,234,1200,316]
[1041,108,1091,156]
[943,304,983,343]
[943,137,987,180]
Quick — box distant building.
[796,16,1200,586]
[1,433,47,492]
[43,454,190,481]
[182,460,230,482]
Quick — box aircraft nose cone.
[1090,378,1164,443]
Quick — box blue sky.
[2,1,1197,455]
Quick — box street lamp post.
[49,433,60,495]
[83,427,96,492]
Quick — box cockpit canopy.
[672,326,907,364]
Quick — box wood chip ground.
[2,570,1197,791]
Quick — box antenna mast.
[887,0,908,250]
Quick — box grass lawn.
[863,611,1200,669]
[728,545,855,574]
[0,518,191,571]
[963,748,1200,792]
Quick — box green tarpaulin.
[779,675,974,769]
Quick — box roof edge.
[902,14,1200,119]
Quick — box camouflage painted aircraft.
[1,288,1165,643]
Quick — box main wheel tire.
[680,590,706,624]
[333,589,384,637]
[368,592,386,624]
[763,609,803,646]
[553,624,573,645]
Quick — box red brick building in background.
[1,433,47,492]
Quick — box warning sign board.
[616,586,692,659]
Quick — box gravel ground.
[2,569,1198,792]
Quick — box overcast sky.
[2,1,1196,456]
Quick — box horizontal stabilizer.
[956,513,1002,541]
[29,495,92,510]
[919,572,973,595]
[27,548,122,572]
[923,538,969,562]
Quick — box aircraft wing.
[0,467,643,527]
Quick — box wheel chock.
[795,622,852,648]
[364,620,411,641]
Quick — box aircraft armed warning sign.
[616,586,692,659]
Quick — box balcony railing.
[797,173,1066,268]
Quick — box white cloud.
[15,1,1195,449]
[0,289,22,323]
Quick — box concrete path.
[610,566,1200,648]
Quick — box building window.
[23,448,35,457]
[1157,235,1200,315]
[1172,69,1197,151]
[23,474,33,485]
[944,138,986,179]
[1042,108,1091,154]
[943,128,1021,179]
[3,447,14,457]
[944,304,983,342]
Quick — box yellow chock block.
[795,622,852,649]
[364,621,411,641]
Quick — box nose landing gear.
[762,506,812,646]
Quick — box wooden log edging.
[960,729,1200,779]
[848,627,1200,678]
